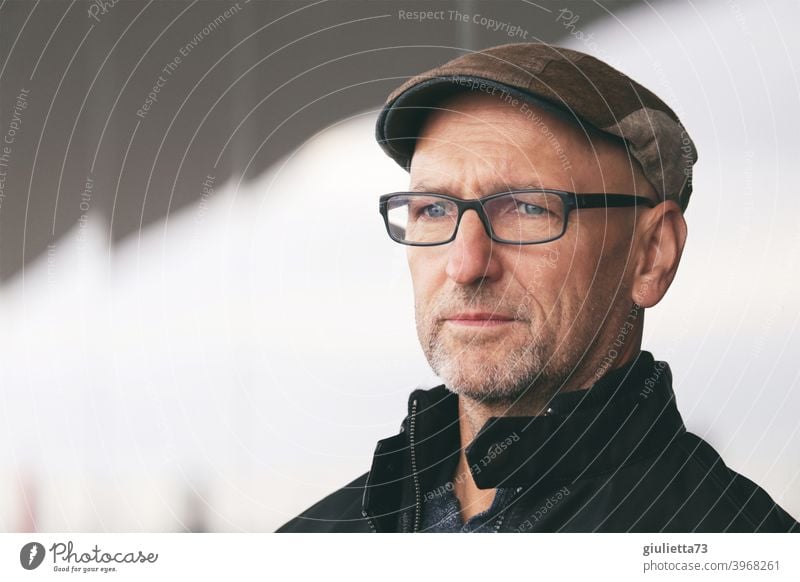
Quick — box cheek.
[514,235,601,308]
[527,237,578,277]
[514,248,566,293]
[504,246,569,318]
[407,248,445,301]
[564,221,632,295]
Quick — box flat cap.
[376,42,697,212]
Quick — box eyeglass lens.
[386,192,565,244]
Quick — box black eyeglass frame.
[378,189,656,246]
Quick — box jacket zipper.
[408,398,421,532]
[363,510,377,532]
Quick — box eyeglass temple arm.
[573,194,657,209]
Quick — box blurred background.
[0,0,798,531]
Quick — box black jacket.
[277,351,799,532]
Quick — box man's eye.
[516,202,546,216]
[418,203,447,218]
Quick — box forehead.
[408,93,582,191]
[408,91,654,199]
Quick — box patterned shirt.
[420,485,522,532]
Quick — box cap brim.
[375,75,579,172]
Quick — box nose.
[445,209,503,285]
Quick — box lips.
[445,311,516,321]
[441,311,521,328]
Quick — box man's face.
[407,91,659,405]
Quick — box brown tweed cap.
[375,42,697,212]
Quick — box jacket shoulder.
[275,471,371,533]
[669,432,799,532]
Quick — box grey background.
[0,0,635,281]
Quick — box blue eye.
[518,202,545,215]
[421,203,447,218]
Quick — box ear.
[630,200,688,308]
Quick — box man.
[277,43,798,532]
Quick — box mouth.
[443,311,519,327]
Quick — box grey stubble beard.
[417,306,576,412]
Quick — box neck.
[453,343,642,519]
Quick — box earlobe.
[630,200,687,308]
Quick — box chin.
[445,381,533,406]
[437,358,532,401]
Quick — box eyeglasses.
[378,189,655,246]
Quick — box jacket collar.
[464,350,685,488]
[362,350,685,527]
